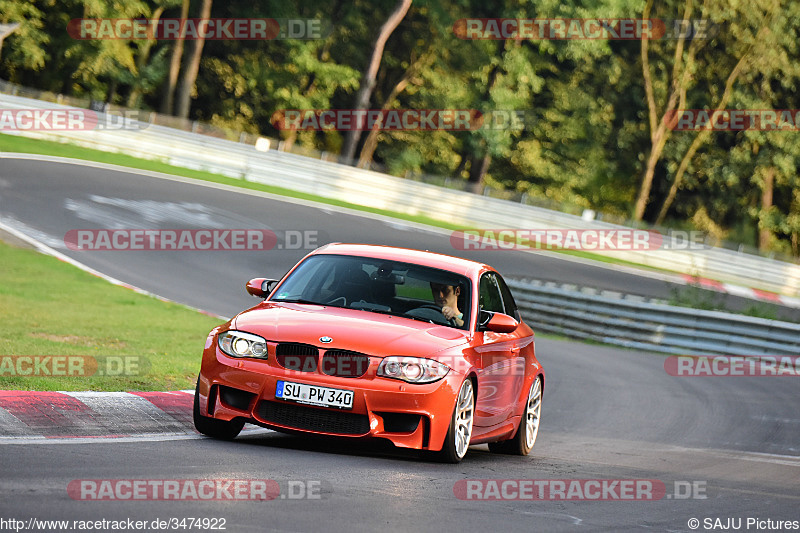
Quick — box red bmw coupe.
[194,243,544,462]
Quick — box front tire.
[193,379,244,440]
[436,378,475,463]
[488,375,542,455]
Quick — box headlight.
[377,356,450,383]
[218,331,268,359]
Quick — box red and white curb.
[680,274,800,309]
[0,390,267,444]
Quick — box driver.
[430,283,464,327]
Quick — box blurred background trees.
[0,0,798,257]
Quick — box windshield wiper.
[273,298,324,305]
[354,308,400,318]
[352,307,431,322]
[402,314,436,324]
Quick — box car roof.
[312,243,492,279]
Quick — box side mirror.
[485,312,518,333]
[246,278,279,298]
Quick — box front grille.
[276,343,318,372]
[321,350,370,378]
[258,400,370,435]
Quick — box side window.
[496,274,520,321]
[479,273,505,316]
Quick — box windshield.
[269,254,471,330]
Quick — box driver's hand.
[442,306,464,326]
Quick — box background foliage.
[1,0,798,257]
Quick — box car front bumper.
[198,345,465,452]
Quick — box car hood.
[232,302,470,357]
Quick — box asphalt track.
[2,155,799,320]
[0,155,798,532]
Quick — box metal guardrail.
[508,279,800,356]
[2,92,800,298]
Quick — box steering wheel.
[405,304,449,325]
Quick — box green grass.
[0,240,222,391]
[0,132,673,272]
[667,282,788,321]
[668,283,727,311]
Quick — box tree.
[160,0,189,114]
[339,0,411,163]
[66,0,151,101]
[634,0,778,222]
[653,1,785,225]
[0,1,47,75]
[356,46,434,168]
[175,0,212,119]
[126,1,180,108]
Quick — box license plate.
[275,380,354,410]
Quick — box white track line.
[0,217,229,321]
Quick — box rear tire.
[193,379,244,440]
[488,376,542,455]
[436,378,475,463]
